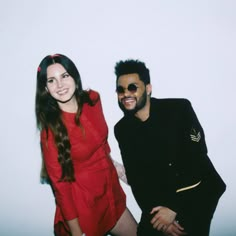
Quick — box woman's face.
[46,63,77,107]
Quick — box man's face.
[116,73,150,115]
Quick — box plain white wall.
[0,0,235,235]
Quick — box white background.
[0,0,235,235]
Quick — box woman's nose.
[56,79,63,88]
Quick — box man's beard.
[118,90,147,116]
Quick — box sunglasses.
[116,83,138,95]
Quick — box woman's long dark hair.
[35,54,96,182]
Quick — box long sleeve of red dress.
[41,130,77,220]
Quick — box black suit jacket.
[114,98,226,231]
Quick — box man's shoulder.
[115,115,127,129]
[151,97,193,118]
[152,97,191,107]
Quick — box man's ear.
[146,84,152,96]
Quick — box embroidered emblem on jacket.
[190,128,201,142]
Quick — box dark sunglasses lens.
[116,86,125,94]
[116,84,138,94]
[128,84,138,92]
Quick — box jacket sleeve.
[41,130,77,220]
[182,100,209,176]
[175,100,226,221]
[180,100,222,180]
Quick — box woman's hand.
[67,218,84,236]
[112,159,128,184]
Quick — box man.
[113,59,226,236]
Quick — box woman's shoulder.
[87,89,100,103]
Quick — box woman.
[35,54,137,236]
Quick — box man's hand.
[163,221,187,236]
[150,206,177,231]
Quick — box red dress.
[41,90,126,236]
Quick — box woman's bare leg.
[109,208,137,236]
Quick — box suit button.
[168,163,172,166]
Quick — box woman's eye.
[62,73,70,78]
[47,79,54,83]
